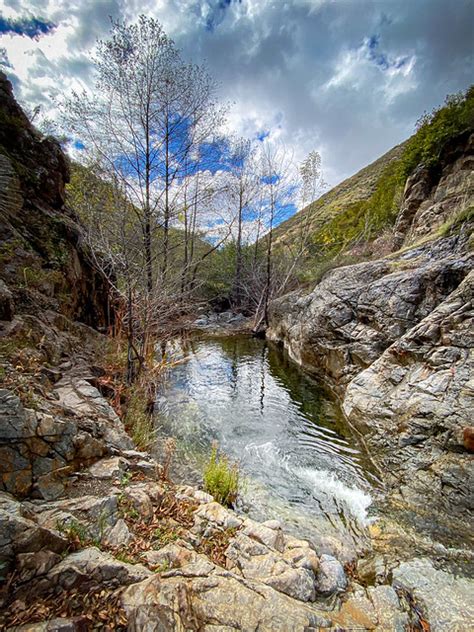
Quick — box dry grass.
[2,586,127,630]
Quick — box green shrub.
[310,159,404,256]
[399,85,474,178]
[203,445,239,507]
[303,254,367,285]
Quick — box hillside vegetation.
[275,86,474,283]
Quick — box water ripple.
[154,335,376,549]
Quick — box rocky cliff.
[0,71,120,499]
[0,72,112,329]
[268,131,474,536]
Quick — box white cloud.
[1,0,472,193]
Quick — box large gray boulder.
[268,241,472,395]
[344,271,474,522]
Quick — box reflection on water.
[154,335,379,553]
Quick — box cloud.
[1,0,473,193]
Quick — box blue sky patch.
[0,15,57,40]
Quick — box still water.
[154,335,379,553]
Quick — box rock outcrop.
[0,72,123,503]
[0,370,133,500]
[343,271,474,521]
[0,71,112,330]
[268,237,472,395]
[267,132,473,532]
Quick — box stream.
[154,334,381,556]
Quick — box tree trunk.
[233,186,244,307]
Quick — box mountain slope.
[275,87,474,286]
[274,141,406,248]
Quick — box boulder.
[31,494,119,540]
[242,518,285,552]
[392,557,474,632]
[268,250,472,395]
[102,518,131,548]
[142,543,198,570]
[87,456,128,480]
[39,547,150,594]
[193,501,243,535]
[120,486,154,521]
[54,378,120,423]
[315,554,347,595]
[0,390,79,499]
[0,493,68,565]
[16,550,62,584]
[122,567,332,631]
[225,532,316,602]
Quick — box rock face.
[122,566,330,632]
[0,373,131,499]
[0,74,124,503]
[0,389,76,498]
[392,557,474,632]
[343,271,474,520]
[267,132,473,528]
[0,71,112,329]
[268,236,472,395]
[401,131,474,247]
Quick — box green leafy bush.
[203,445,239,507]
[399,85,474,178]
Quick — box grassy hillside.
[275,85,474,284]
[274,141,406,248]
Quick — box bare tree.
[220,137,259,308]
[253,142,295,329]
[61,16,224,293]
[61,16,226,370]
[276,150,326,294]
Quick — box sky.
[0,0,473,191]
